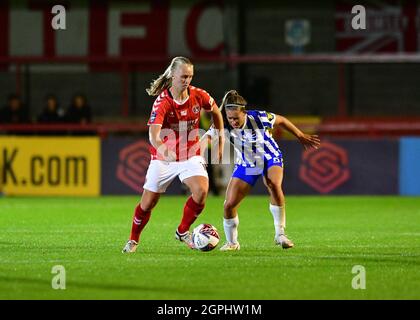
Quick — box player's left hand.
[298,134,321,150]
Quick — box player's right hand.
[164,149,177,162]
[156,145,177,162]
[299,134,321,150]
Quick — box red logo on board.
[299,141,350,194]
[117,140,150,193]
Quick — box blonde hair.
[146,56,193,96]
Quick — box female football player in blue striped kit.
[206,90,320,251]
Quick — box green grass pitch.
[0,195,419,300]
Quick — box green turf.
[0,195,419,300]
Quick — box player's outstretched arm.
[274,114,321,150]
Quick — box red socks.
[130,197,204,241]
[177,196,205,234]
[130,204,151,242]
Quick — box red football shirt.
[147,86,215,161]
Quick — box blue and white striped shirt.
[206,110,282,167]
[229,110,281,167]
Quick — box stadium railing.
[2,54,420,137]
[2,117,420,138]
[2,53,420,117]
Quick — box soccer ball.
[192,223,220,251]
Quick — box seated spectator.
[63,94,93,135]
[37,94,63,123]
[37,94,64,135]
[64,94,92,124]
[0,94,30,124]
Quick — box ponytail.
[146,56,193,96]
[219,90,247,123]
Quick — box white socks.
[269,203,285,236]
[223,205,284,244]
[223,216,239,244]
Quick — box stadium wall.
[1,136,419,196]
[101,136,400,196]
[101,137,190,195]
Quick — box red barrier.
[316,117,420,137]
[0,123,148,138]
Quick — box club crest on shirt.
[192,105,200,114]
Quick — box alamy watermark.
[49,4,365,31]
[156,126,276,174]
[51,265,66,290]
[351,5,366,30]
[351,265,366,290]
[51,5,66,30]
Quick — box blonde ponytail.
[146,56,193,96]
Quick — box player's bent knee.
[269,182,283,194]
[224,200,236,212]
[192,188,208,204]
[140,203,155,212]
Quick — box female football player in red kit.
[122,57,224,253]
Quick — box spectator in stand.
[63,94,93,135]
[64,94,92,124]
[0,94,30,124]
[37,94,63,124]
[37,94,64,135]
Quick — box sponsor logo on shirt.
[169,119,198,131]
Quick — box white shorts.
[143,156,208,193]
